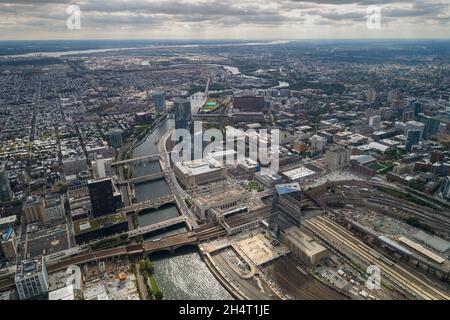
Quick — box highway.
[157,127,199,229]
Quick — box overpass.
[118,195,176,214]
[111,153,164,167]
[128,216,188,238]
[259,189,274,199]
[118,172,165,185]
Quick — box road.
[157,127,199,229]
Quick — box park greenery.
[89,234,130,251]
[140,257,164,300]
[247,180,264,192]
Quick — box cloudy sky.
[0,0,449,40]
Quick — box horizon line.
[1,37,450,42]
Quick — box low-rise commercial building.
[48,284,79,300]
[44,193,65,221]
[281,166,316,182]
[191,183,248,221]
[73,213,128,244]
[281,227,328,266]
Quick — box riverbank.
[119,113,168,162]
[200,245,246,300]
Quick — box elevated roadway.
[128,216,188,238]
[118,195,176,214]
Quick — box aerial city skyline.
[0,0,449,307]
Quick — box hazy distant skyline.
[0,0,449,40]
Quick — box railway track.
[226,207,272,227]
[322,193,450,231]
[304,216,450,300]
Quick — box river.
[131,116,233,300]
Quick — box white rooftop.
[282,166,315,181]
[49,285,75,300]
[358,142,390,152]
[175,157,224,176]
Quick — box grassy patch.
[141,257,164,300]
[247,180,264,192]
[89,233,130,250]
[405,217,435,234]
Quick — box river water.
[132,117,233,300]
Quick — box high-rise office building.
[366,87,377,104]
[233,96,266,112]
[405,120,425,138]
[369,115,381,128]
[154,91,166,113]
[430,150,444,164]
[323,146,351,170]
[88,178,115,217]
[418,114,441,139]
[1,227,18,259]
[174,97,192,130]
[270,183,302,236]
[0,165,12,202]
[443,176,450,200]
[44,193,66,221]
[387,89,400,103]
[410,99,422,118]
[106,129,123,149]
[15,257,49,300]
[405,130,422,152]
[22,196,46,224]
[92,155,113,179]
